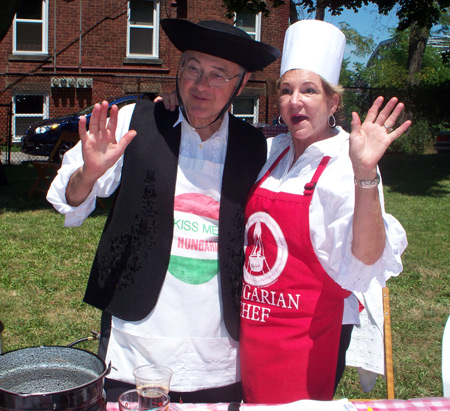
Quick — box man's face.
[178,51,245,129]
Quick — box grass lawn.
[1,154,449,400]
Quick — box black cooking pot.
[0,345,110,411]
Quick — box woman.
[239,20,410,403]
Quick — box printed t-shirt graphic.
[169,193,219,284]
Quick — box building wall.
[0,0,289,141]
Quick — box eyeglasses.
[180,64,241,87]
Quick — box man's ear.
[236,72,252,96]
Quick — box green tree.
[351,27,450,152]
[339,22,376,61]
[222,0,285,18]
[0,0,24,41]
[290,0,450,152]
[291,0,450,87]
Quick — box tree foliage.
[341,26,450,153]
[292,1,450,82]
[292,0,450,30]
[339,22,376,59]
[222,0,285,18]
[391,0,450,31]
[295,0,370,16]
[0,0,22,42]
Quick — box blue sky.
[297,4,400,66]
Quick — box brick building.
[0,0,289,145]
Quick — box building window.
[13,0,48,54]
[13,95,48,143]
[127,0,160,58]
[235,11,261,41]
[232,97,259,124]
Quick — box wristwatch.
[354,173,380,188]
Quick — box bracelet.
[354,173,380,188]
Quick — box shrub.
[388,119,434,154]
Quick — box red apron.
[240,148,351,403]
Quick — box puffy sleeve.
[46,104,135,227]
[311,149,407,293]
[337,198,407,292]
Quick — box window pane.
[15,116,43,137]
[130,27,153,54]
[130,0,154,25]
[233,98,254,115]
[16,0,42,20]
[236,12,256,33]
[16,22,42,51]
[15,95,44,114]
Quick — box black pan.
[0,345,110,410]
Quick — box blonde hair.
[321,78,344,112]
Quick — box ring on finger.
[384,124,393,133]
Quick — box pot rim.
[0,345,111,398]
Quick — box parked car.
[434,130,450,153]
[21,95,141,161]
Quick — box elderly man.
[47,19,279,403]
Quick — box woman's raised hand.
[349,96,411,178]
[78,101,137,179]
[154,91,178,111]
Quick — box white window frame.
[232,97,259,124]
[12,0,48,55]
[234,11,261,41]
[127,0,160,59]
[12,94,49,143]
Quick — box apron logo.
[244,211,288,287]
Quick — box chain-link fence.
[3,72,428,165]
[0,103,12,165]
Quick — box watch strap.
[354,173,380,188]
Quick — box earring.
[328,114,336,128]
[278,115,285,125]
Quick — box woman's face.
[278,69,339,147]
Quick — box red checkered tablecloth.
[352,398,450,410]
[107,398,450,411]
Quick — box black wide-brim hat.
[161,18,280,72]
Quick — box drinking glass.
[133,364,173,395]
[118,388,170,411]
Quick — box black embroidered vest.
[83,99,267,340]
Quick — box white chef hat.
[280,19,346,85]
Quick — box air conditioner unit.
[51,77,94,88]
[51,77,61,87]
[67,77,76,87]
[76,77,93,88]
[50,77,78,88]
